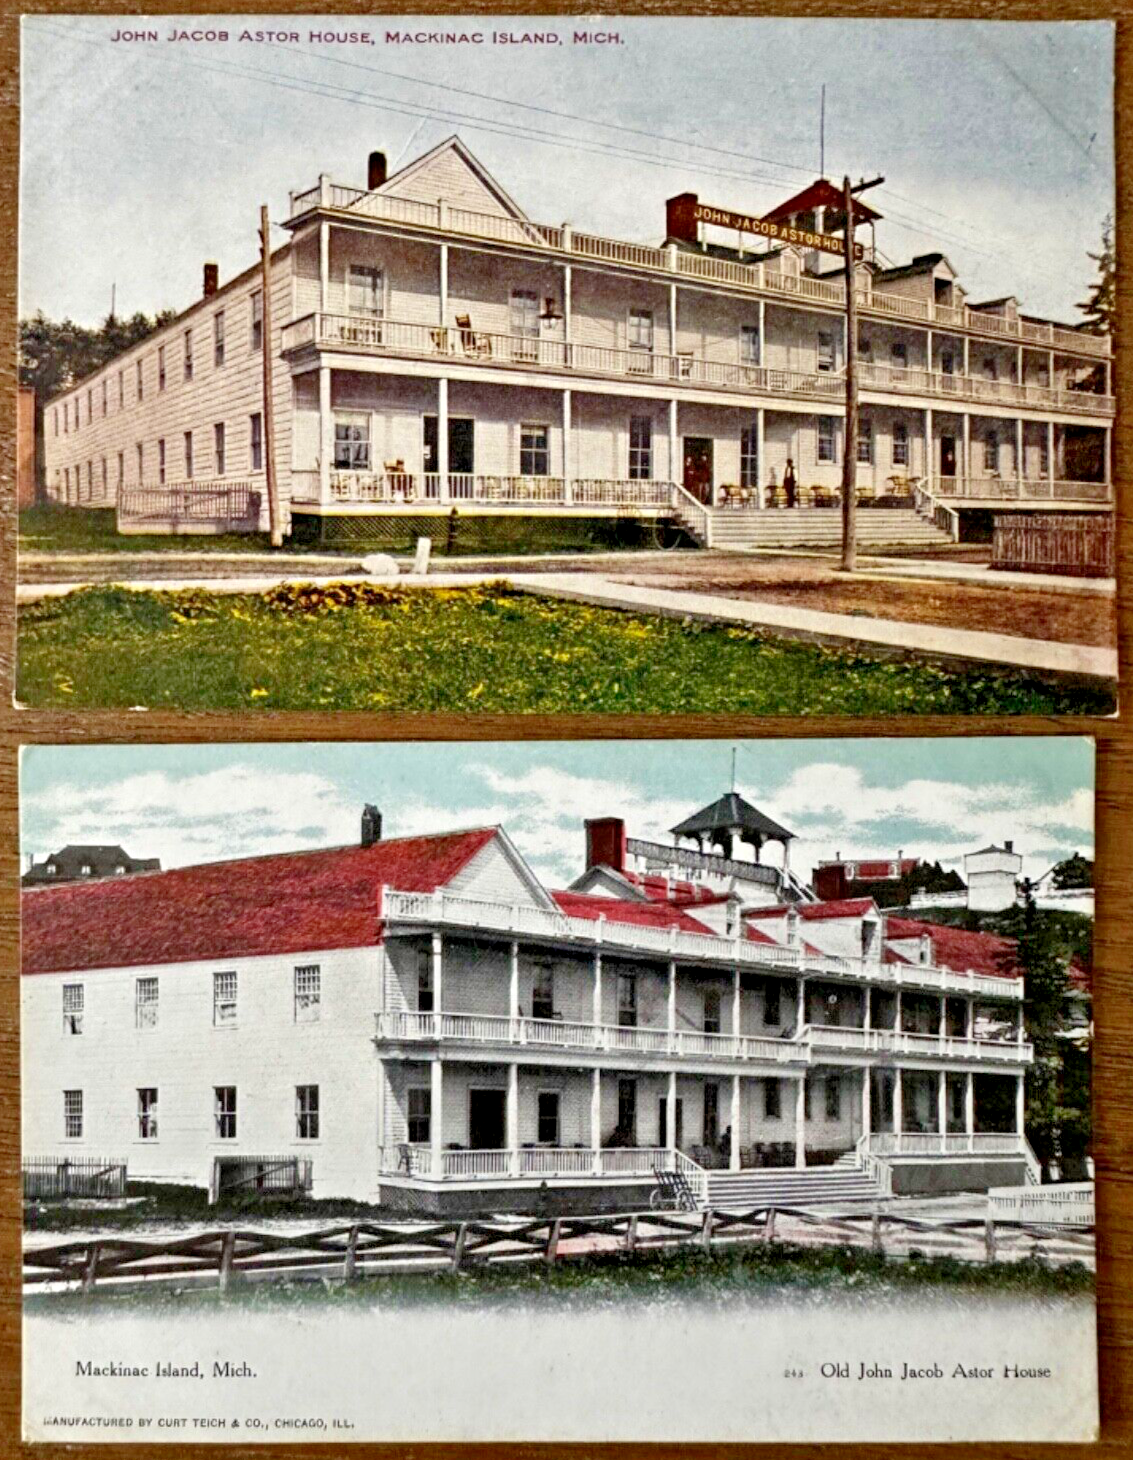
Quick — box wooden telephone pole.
[840,174,884,572]
[260,205,282,548]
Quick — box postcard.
[15,16,1117,713]
[20,738,1097,1441]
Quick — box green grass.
[24,1181,383,1234]
[18,505,307,556]
[17,582,1115,713]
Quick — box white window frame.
[64,1089,83,1140]
[416,946,434,1013]
[740,425,759,488]
[407,1086,431,1144]
[857,418,873,465]
[137,1087,159,1141]
[294,964,321,1023]
[63,983,84,1036]
[135,976,159,1029]
[892,421,909,467]
[214,1085,237,1140]
[627,306,654,372]
[817,416,837,463]
[295,1084,320,1140]
[740,324,761,366]
[509,288,539,355]
[213,969,237,1026]
[536,1089,561,1146]
[628,415,652,480]
[519,423,550,477]
[333,412,370,471]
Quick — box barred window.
[63,983,84,1036]
[407,1087,430,1144]
[64,1089,83,1139]
[137,1087,159,1140]
[213,970,237,1025]
[294,964,321,1022]
[296,1084,319,1140]
[214,1086,237,1139]
[135,977,159,1029]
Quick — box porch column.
[438,242,448,324]
[939,994,947,1043]
[924,408,933,484]
[667,960,677,1053]
[730,1075,741,1171]
[794,1077,806,1168]
[756,406,765,509]
[893,1067,903,1141]
[437,377,450,504]
[592,951,603,1038]
[669,399,678,487]
[1048,348,1055,387]
[562,389,573,504]
[962,412,971,488]
[926,327,933,370]
[1015,417,1024,487]
[431,931,444,1019]
[862,1067,871,1139]
[1047,421,1055,486]
[507,1062,519,1176]
[668,281,678,359]
[1105,425,1113,490]
[667,1069,678,1154]
[590,1067,602,1173]
[563,264,572,353]
[509,940,520,1038]
[895,987,903,1034]
[963,335,970,377]
[796,976,807,1037]
[1016,343,1023,385]
[1015,1072,1026,1137]
[937,1070,947,1153]
[966,998,975,1040]
[732,967,741,1043]
[965,1071,975,1153]
[318,221,329,315]
[430,1059,444,1173]
[862,986,872,1032]
[1017,1002,1026,1048]
[318,365,333,504]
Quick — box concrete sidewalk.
[16,570,1117,679]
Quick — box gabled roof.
[968,844,1018,858]
[378,134,529,220]
[22,829,497,975]
[671,793,793,842]
[747,897,878,921]
[551,891,715,934]
[884,916,1021,979]
[760,178,881,225]
[873,251,955,283]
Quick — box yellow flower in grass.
[250,687,269,699]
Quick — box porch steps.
[705,1166,882,1212]
[704,507,953,551]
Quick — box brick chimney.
[361,804,382,848]
[202,262,219,298]
[585,817,626,873]
[368,151,388,190]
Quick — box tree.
[1076,215,1114,337]
[1051,852,1093,890]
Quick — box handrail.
[911,478,961,542]
[669,481,714,546]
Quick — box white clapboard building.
[41,136,1113,550]
[22,794,1040,1213]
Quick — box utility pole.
[260,205,282,548]
[840,174,884,572]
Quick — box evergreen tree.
[1076,216,1114,336]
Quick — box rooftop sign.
[667,192,865,260]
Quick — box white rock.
[360,553,402,577]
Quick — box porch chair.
[455,314,492,359]
[649,1167,698,1211]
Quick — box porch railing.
[287,184,1110,360]
[864,1132,1027,1157]
[931,476,1112,504]
[857,361,1113,417]
[805,1023,1032,1064]
[911,478,961,541]
[313,471,673,507]
[378,1144,678,1181]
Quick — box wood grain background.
[0,2,1129,1453]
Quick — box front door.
[940,435,957,478]
[659,1096,684,1149]
[683,437,713,503]
[423,416,475,474]
[468,1089,506,1150]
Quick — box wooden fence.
[117,484,263,536]
[22,1158,127,1201]
[991,513,1114,577]
[209,1156,313,1204]
[23,1205,1094,1295]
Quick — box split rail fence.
[24,1205,1094,1296]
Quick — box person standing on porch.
[783,458,798,508]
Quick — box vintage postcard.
[15,17,1117,713]
[21,738,1097,1441]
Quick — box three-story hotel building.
[23,794,1039,1214]
[42,137,1113,548]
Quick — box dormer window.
[919,933,932,965]
[47,863,57,876]
[115,865,126,875]
[81,863,92,876]
[861,918,879,960]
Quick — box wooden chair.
[455,314,492,358]
[649,1168,698,1211]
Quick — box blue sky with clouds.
[20,738,1094,890]
[20,17,1112,325]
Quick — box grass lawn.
[17,583,1115,713]
[24,1181,382,1234]
[17,505,306,556]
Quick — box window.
[118,369,125,407]
[296,1084,319,1140]
[740,324,761,365]
[101,379,107,415]
[764,1078,780,1119]
[64,1090,83,1139]
[62,983,84,1035]
[184,431,193,479]
[157,438,166,485]
[617,972,637,1028]
[347,265,384,316]
[213,970,237,1025]
[117,451,124,488]
[817,331,835,372]
[101,458,108,496]
[184,329,193,381]
[825,1075,841,1121]
[136,358,144,400]
[740,425,759,488]
[617,1077,637,1140]
[949,1078,964,1125]
[137,1088,158,1140]
[628,307,654,356]
[628,415,652,480]
[86,462,93,500]
[893,422,909,467]
[537,1090,560,1145]
[510,288,539,358]
[294,964,321,1022]
[214,311,226,367]
[982,356,997,381]
[818,416,836,463]
[250,288,263,351]
[250,412,263,472]
[416,947,434,1013]
[804,1080,812,1120]
[891,341,907,367]
[158,345,166,391]
[763,980,780,1026]
[703,988,721,1034]
[984,432,999,472]
[214,422,226,475]
[334,413,370,470]
[531,962,554,1021]
[407,1087,431,1143]
[519,423,549,476]
[214,1086,237,1139]
[703,1083,719,1145]
[941,351,954,376]
[857,418,873,465]
[136,442,144,482]
[135,977,158,1029]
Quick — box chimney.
[202,262,219,298]
[361,804,382,848]
[368,151,388,191]
[585,817,626,873]
[1005,840,1014,853]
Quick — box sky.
[20,17,1113,326]
[20,738,1094,890]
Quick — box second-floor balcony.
[281,313,1114,420]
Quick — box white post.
[563,264,572,352]
[937,1070,947,1152]
[1017,1003,1025,1047]
[862,1068,871,1139]
[924,408,933,485]
[963,335,970,377]
[893,1068,903,1145]
[962,412,971,490]
[669,399,679,488]
[1048,348,1056,388]
[1016,343,1023,386]
[1015,417,1024,489]
[667,960,677,1051]
[592,951,603,1034]
[966,999,975,1040]
[926,327,934,371]
[965,1071,975,1153]
[437,377,450,504]
[590,1067,602,1173]
[756,406,765,509]
[1047,421,1055,487]
[667,1070,678,1154]
[507,1062,519,1175]
[318,221,329,316]
[318,365,332,504]
[939,994,947,1042]
[796,977,806,1037]
[1015,1072,1025,1136]
[730,1075,741,1171]
[509,940,520,1037]
[794,1077,806,1168]
[732,967,741,1041]
[430,1059,444,1174]
[895,987,903,1035]
[863,985,872,1032]
[438,242,448,325]
[563,389,573,505]
[432,931,444,1018]
[669,281,678,359]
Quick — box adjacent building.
[41,136,1113,547]
[22,843,161,887]
[22,795,1039,1213]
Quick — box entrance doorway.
[940,435,957,478]
[423,416,475,474]
[683,437,713,503]
[658,1096,684,1149]
[468,1088,506,1150]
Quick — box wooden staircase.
[703,507,954,552]
[704,1162,882,1212]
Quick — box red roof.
[22,829,497,975]
[748,898,877,921]
[885,917,1021,979]
[552,891,714,934]
[761,178,881,225]
[851,859,920,879]
[621,870,731,907]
